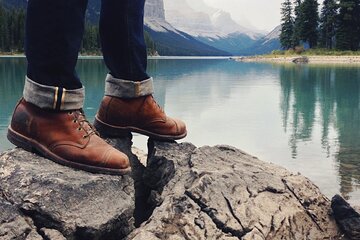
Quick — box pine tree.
[0,3,26,52]
[292,0,304,46]
[300,0,319,48]
[82,23,100,53]
[280,0,294,49]
[0,4,5,50]
[319,0,338,49]
[355,0,360,50]
[336,0,360,50]
[13,8,25,51]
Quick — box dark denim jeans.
[25,0,149,90]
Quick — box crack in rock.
[222,192,247,231]
[185,190,249,239]
[282,179,323,232]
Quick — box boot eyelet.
[78,127,82,131]
[73,120,77,123]
[68,111,73,115]
[83,135,87,139]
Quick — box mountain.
[245,25,281,55]
[144,0,229,56]
[163,0,264,55]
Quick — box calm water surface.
[1,57,360,205]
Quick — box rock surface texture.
[0,138,347,239]
[129,141,342,240]
[0,137,136,240]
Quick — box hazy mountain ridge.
[244,25,281,55]
[144,0,229,56]
[163,0,270,55]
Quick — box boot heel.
[94,117,131,138]
[7,127,36,153]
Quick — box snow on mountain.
[186,0,217,16]
[164,0,262,39]
[163,0,267,55]
[211,10,247,35]
[144,0,180,33]
[165,9,220,38]
[144,0,194,40]
[144,0,166,20]
[245,25,281,55]
[261,25,281,44]
[163,0,220,38]
[144,0,280,55]
[144,0,229,56]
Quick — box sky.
[191,0,285,32]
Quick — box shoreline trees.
[280,0,360,51]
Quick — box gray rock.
[332,195,360,240]
[128,141,342,239]
[0,197,41,240]
[292,56,309,64]
[39,228,66,240]
[26,230,43,240]
[1,138,346,239]
[0,136,136,240]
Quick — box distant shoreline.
[234,55,360,64]
[2,54,360,64]
[0,54,231,60]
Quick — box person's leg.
[26,0,85,90]
[95,0,187,140]
[100,0,149,82]
[24,0,85,110]
[8,0,130,175]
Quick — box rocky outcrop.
[0,137,136,240]
[0,197,42,239]
[292,56,309,64]
[0,137,348,239]
[128,141,342,239]
[332,195,360,240]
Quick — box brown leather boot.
[94,95,187,140]
[7,99,131,175]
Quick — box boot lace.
[68,110,98,138]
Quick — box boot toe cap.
[102,148,130,170]
[173,118,187,136]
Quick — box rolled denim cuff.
[23,77,85,111]
[104,74,154,98]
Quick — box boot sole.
[7,126,131,176]
[94,116,187,141]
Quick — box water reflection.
[279,65,360,200]
[0,58,27,150]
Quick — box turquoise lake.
[1,57,360,205]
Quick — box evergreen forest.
[0,3,157,55]
[280,0,360,51]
